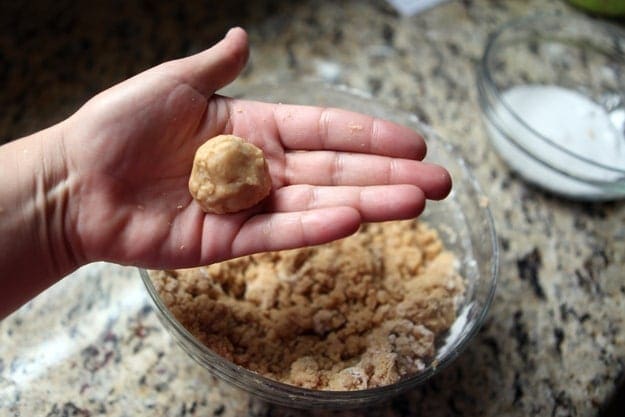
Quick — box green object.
[568,0,625,16]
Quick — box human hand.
[60,28,451,270]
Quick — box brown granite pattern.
[1,0,624,416]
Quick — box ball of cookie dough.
[188,135,272,214]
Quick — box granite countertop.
[1,0,624,416]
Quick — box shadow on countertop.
[600,377,625,417]
[0,0,326,144]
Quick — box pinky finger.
[230,207,361,256]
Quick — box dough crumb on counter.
[151,220,465,390]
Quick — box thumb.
[171,27,249,96]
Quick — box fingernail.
[225,27,241,39]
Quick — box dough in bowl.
[188,135,272,214]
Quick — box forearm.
[0,122,79,318]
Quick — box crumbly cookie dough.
[151,220,465,390]
[188,135,272,214]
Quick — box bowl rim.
[139,82,499,407]
[479,12,625,179]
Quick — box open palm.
[61,28,451,269]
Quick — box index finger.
[253,102,426,160]
[226,99,426,160]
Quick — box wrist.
[0,121,80,316]
[38,120,84,274]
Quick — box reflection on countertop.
[1,0,624,416]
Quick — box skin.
[0,28,451,319]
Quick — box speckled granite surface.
[1,0,624,416]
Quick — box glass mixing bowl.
[477,13,625,201]
[140,82,498,409]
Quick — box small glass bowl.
[477,13,625,201]
[140,82,498,409]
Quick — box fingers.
[224,100,426,159]
[266,184,426,222]
[230,207,361,257]
[221,99,451,200]
[284,151,452,200]
[169,27,249,96]
[271,104,426,159]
